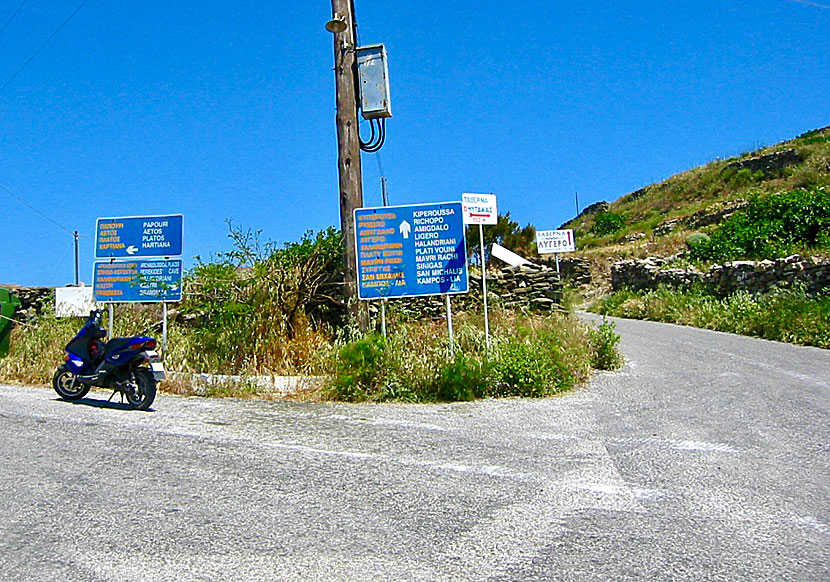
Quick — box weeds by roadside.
[595,285,830,349]
[323,310,623,402]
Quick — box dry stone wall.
[0,286,53,322]
[373,265,564,319]
[612,255,830,296]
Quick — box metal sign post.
[462,193,497,350]
[107,303,113,338]
[479,223,490,348]
[354,201,469,356]
[446,294,454,357]
[162,301,168,357]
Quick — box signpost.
[462,193,497,349]
[93,260,182,303]
[94,214,184,355]
[536,229,576,273]
[355,201,468,354]
[95,214,183,259]
[354,202,468,300]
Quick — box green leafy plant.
[588,318,623,370]
[689,186,830,261]
[591,211,625,236]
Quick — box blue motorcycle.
[52,310,163,410]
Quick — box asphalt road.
[1,316,828,581]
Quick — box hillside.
[562,126,830,279]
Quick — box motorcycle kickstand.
[107,390,124,403]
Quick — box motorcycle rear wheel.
[125,368,156,411]
[52,366,90,401]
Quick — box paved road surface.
[1,316,828,581]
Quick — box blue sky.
[0,0,828,286]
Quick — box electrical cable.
[361,118,386,152]
[359,117,377,150]
[0,0,30,37]
[46,238,74,285]
[0,0,88,95]
[0,182,73,234]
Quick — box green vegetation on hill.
[688,186,830,261]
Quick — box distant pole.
[73,231,80,286]
[381,176,389,207]
[575,192,580,215]
[330,0,368,331]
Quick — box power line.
[783,0,830,8]
[0,182,73,234]
[0,0,88,95]
[0,0,30,37]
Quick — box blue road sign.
[93,259,182,303]
[96,214,183,259]
[355,202,468,300]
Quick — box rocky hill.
[560,126,830,287]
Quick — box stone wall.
[537,256,592,286]
[0,286,53,322]
[373,265,564,319]
[611,255,830,296]
[4,268,566,328]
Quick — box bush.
[591,211,626,236]
[324,312,617,402]
[690,186,830,261]
[685,232,710,250]
[434,353,491,401]
[588,318,623,370]
[329,334,388,401]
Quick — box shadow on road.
[53,396,154,412]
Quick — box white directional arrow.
[126,245,139,255]
[399,220,411,239]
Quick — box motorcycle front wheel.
[52,366,90,401]
[125,368,156,411]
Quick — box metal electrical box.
[356,44,392,119]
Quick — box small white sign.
[537,229,576,254]
[462,193,498,225]
[491,243,533,267]
[55,286,99,318]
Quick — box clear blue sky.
[1,0,828,286]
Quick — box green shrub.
[690,186,830,261]
[591,211,626,236]
[685,232,710,250]
[328,334,388,401]
[588,318,623,370]
[323,312,614,402]
[434,353,491,401]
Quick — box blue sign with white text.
[355,202,468,300]
[93,259,182,303]
[95,214,183,259]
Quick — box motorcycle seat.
[104,338,137,352]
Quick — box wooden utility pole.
[331,0,368,331]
